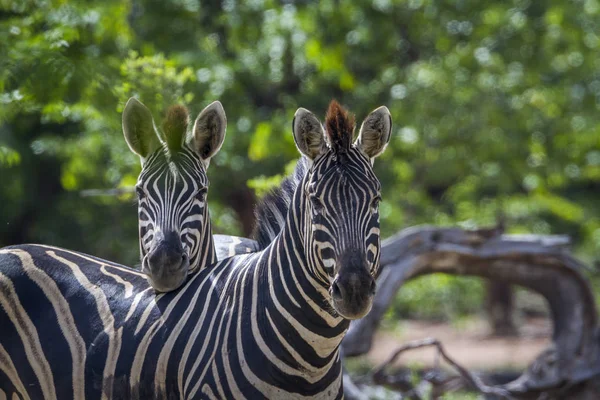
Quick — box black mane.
[252,157,309,249]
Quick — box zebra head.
[122,98,226,292]
[293,101,392,320]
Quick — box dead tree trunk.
[486,281,517,336]
[342,225,600,399]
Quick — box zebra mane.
[161,104,189,151]
[252,156,310,249]
[325,100,355,154]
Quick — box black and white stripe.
[0,102,392,399]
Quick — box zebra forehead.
[140,147,207,187]
[311,148,377,186]
[310,169,380,199]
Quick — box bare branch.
[79,187,135,197]
[342,225,600,398]
[371,338,513,399]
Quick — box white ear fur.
[292,107,325,160]
[122,97,161,162]
[354,106,392,159]
[189,101,227,165]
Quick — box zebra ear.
[189,101,226,165]
[354,106,392,160]
[122,97,161,160]
[292,108,325,160]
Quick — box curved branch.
[342,225,600,397]
[371,338,513,399]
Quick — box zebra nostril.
[331,281,342,300]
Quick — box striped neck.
[188,209,217,274]
[259,174,349,382]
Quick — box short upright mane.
[252,157,309,249]
[325,100,355,153]
[162,104,189,151]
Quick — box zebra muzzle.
[330,260,376,320]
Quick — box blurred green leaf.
[0,146,20,166]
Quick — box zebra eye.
[370,196,381,213]
[135,186,145,199]
[195,188,208,200]
[310,196,324,216]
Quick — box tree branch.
[79,187,134,197]
[371,338,513,399]
[342,225,600,398]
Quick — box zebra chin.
[142,255,190,292]
[331,292,375,320]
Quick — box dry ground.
[365,317,551,371]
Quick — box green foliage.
[115,51,196,115]
[386,275,485,321]
[248,159,298,197]
[0,145,20,166]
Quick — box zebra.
[0,100,392,399]
[123,97,229,292]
